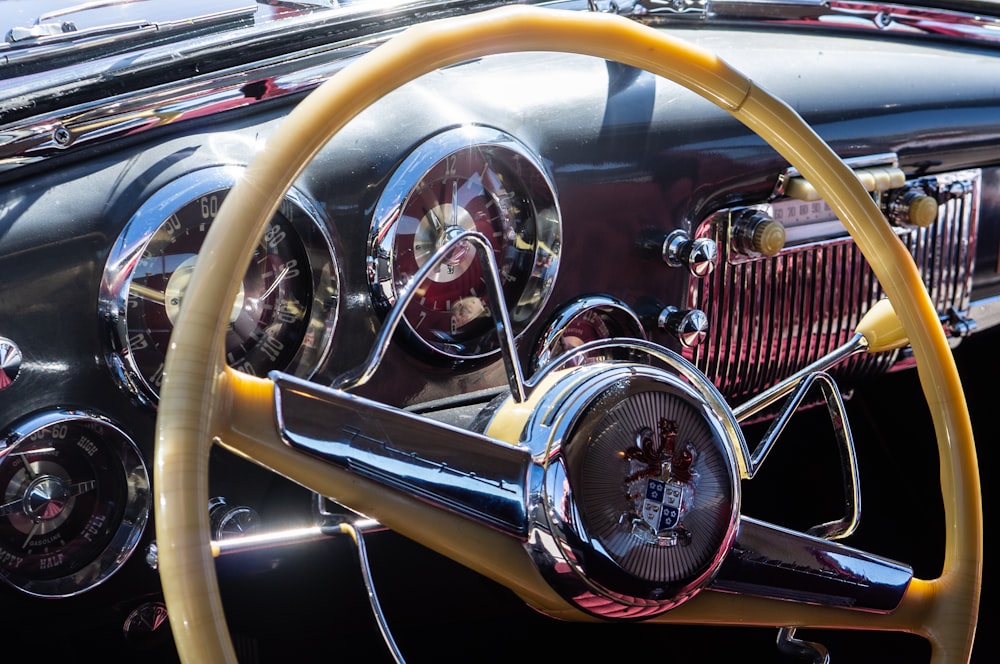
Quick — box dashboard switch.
[637,298,709,349]
[658,229,719,277]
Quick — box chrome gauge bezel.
[531,294,646,373]
[0,410,149,597]
[368,126,561,363]
[100,166,339,405]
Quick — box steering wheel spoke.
[711,516,911,612]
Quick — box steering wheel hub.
[495,363,741,618]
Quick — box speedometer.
[101,167,339,404]
[369,127,561,362]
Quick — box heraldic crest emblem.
[622,417,699,547]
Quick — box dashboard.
[0,1,997,661]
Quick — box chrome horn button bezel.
[519,362,743,619]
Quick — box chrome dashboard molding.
[627,0,1000,47]
[0,0,512,176]
[4,0,1000,179]
[0,38,380,174]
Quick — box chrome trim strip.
[0,0,512,175]
[631,0,1000,46]
[0,38,382,172]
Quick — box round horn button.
[533,366,742,617]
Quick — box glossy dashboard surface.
[0,0,998,661]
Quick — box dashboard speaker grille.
[685,169,980,406]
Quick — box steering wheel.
[154,5,981,663]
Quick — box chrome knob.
[657,305,709,348]
[888,187,938,228]
[662,229,718,277]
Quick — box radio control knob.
[660,229,718,277]
[889,188,938,228]
[731,209,785,257]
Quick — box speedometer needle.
[259,265,290,301]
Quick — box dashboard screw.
[53,126,73,146]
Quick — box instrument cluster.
[0,125,588,597]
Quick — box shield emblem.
[641,478,684,532]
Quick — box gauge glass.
[370,127,560,361]
[532,295,646,372]
[0,411,148,597]
[102,169,338,403]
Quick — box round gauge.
[0,410,149,597]
[101,168,339,404]
[532,295,646,372]
[370,127,560,361]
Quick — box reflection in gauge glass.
[101,168,339,404]
[0,410,149,597]
[532,294,646,372]
[369,127,560,362]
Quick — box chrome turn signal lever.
[734,298,908,423]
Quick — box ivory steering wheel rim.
[154,6,981,663]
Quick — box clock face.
[369,128,560,362]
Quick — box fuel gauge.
[0,410,149,597]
